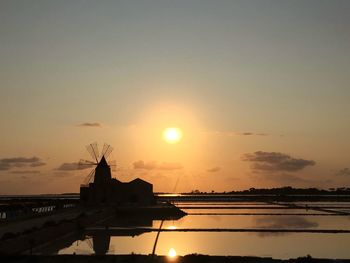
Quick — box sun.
[168,248,177,258]
[163,127,182,144]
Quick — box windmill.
[79,142,116,186]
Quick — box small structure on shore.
[80,143,155,206]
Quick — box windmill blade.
[105,146,113,159]
[86,144,96,162]
[78,159,96,171]
[109,160,117,172]
[108,160,117,166]
[101,144,108,157]
[86,142,99,162]
[101,143,113,159]
[91,143,99,161]
[78,159,97,166]
[83,169,95,185]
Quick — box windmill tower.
[79,143,116,187]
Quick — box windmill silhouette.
[78,142,116,186]
[79,143,156,206]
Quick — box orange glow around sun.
[163,127,182,144]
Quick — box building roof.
[111,178,122,184]
[129,178,152,186]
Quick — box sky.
[0,0,350,194]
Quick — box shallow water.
[157,214,350,230]
[56,201,350,259]
[183,208,332,214]
[59,232,350,259]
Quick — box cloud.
[240,132,253,136]
[336,168,350,176]
[256,133,269,136]
[56,162,93,171]
[30,161,46,167]
[0,157,46,171]
[238,132,268,136]
[209,131,269,137]
[54,171,75,177]
[255,216,318,229]
[77,122,102,127]
[254,216,318,237]
[207,167,221,173]
[242,151,315,172]
[10,170,41,175]
[133,161,157,170]
[133,160,182,171]
[0,163,9,170]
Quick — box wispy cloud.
[207,167,221,173]
[77,122,102,128]
[0,157,46,171]
[238,132,268,136]
[133,161,157,170]
[208,130,269,137]
[56,162,93,171]
[254,216,318,236]
[133,160,183,171]
[242,151,315,172]
[30,161,46,167]
[335,168,350,176]
[255,216,318,229]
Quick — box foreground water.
[57,201,350,259]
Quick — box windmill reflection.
[84,214,184,255]
[92,234,110,255]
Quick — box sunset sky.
[1,0,350,194]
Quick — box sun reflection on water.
[168,248,177,259]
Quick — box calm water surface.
[57,201,350,259]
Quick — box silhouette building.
[80,156,155,206]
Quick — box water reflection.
[159,214,349,230]
[58,214,185,255]
[92,234,110,255]
[255,216,319,229]
[54,201,350,258]
[168,247,177,259]
[254,216,318,237]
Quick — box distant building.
[80,156,155,206]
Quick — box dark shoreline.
[1,255,350,263]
